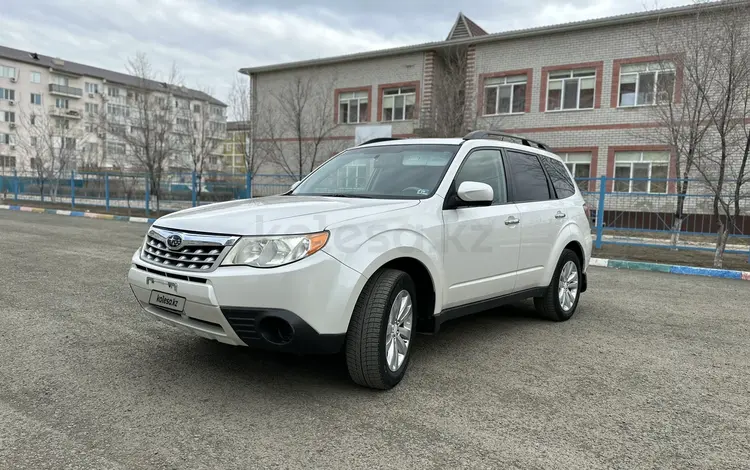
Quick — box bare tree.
[422,46,469,138]
[182,87,226,201]
[684,3,750,268]
[16,106,87,202]
[262,73,340,180]
[106,52,182,215]
[227,76,267,176]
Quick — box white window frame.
[30,72,41,84]
[0,66,16,79]
[30,93,42,105]
[338,90,369,124]
[336,161,370,189]
[382,86,416,122]
[558,152,593,191]
[0,88,15,101]
[483,75,527,115]
[85,82,99,94]
[618,61,676,107]
[546,69,596,112]
[0,155,16,168]
[56,98,69,109]
[51,75,69,86]
[3,111,15,123]
[613,151,670,193]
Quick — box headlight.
[221,231,329,268]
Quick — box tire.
[534,249,582,322]
[345,269,417,390]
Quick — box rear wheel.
[345,269,417,390]
[534,249,582,322]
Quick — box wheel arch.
[541,225,587,286]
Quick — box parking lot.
[1,210,749,469]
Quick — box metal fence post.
[595,175,606,249]
[70,171,76,209]
[104,172,110,212]
[13,169,18,202]
[191,170,197,207]
[246,172,252,199]
[145,175,150,217]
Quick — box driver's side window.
[454,149,507,204]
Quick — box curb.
[591,257,750,281]
[0,204,156,224]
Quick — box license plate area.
[149,290,186,313]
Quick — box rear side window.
[541,156,576,199]
[506,150,552,202]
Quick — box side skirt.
[431,287,547,334]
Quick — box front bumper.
[127,249,364,354]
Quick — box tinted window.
[454,149,507,204]
[506,151,552,202]
[541,156,576,199]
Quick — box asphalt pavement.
[1,210,749,469]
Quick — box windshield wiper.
[316,193,375,199]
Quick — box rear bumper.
[127,248,363,354]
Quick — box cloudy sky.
[1,0,693,107]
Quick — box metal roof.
[239,1,731,75]
[0,44,227,107]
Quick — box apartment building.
[0,45,227,175]
[239,2,750,228]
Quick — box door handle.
[555,211,567,219]
[505,217,520,226]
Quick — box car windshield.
[291,144,460,199]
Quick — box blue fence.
[578,176,750,262]
[1,171,748,262]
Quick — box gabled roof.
[240,1,733,76]
[0,44,227,107]
[446,13,489,40]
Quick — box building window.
[208,156,219,165]
[0,66,16,79]
[30,72,41,84]
[0,155,16,168]
[0,133,16,144]
[30,93,42,105]
[558,152,592,192]
[85,103,99,114]
[30,115,36,126]
[51,75,69,86]
[618,62,676,107]
[57,119,70,130]
[86,82,99,94]
[86,142,98,154]
[107,103,129,117]
[382,86,416,121]
[107,87,120,97]
[56,98,69,109]
[63,137,76,149]
[613,151,670,193]
[484,75,527,115]
[193,104,201,113]
[547,69,596,111]
[107,142,126,155]
[338,90,369,124]
[0,88,15,101]
[3,111,15,123]
[30,136,38,147]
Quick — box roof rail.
[358,137,403,146]
[463,130,550,151]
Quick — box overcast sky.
[1,0,693,106]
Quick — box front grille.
[140,227,238,273]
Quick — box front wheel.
[345,269,417,390]
[534,249,582,322]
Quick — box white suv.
[127,131,593,390]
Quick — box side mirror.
[290,181,301,191]
[456,181,493,207]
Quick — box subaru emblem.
[166,234,183,250]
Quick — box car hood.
[152,195,421,235]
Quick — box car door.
[442,148,521,309]
[504,149,560,291]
